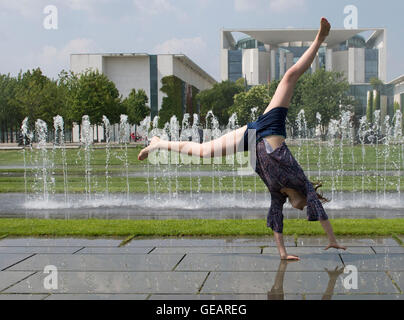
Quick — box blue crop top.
[241,107,288,152]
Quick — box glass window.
[228,50,242,82]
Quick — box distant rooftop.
[70,53,217,85]
[222,28,385,48]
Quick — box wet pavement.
[0,236,403,300]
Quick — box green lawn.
[1,143,403,193]
[1,143,403,171]
[0,218,403,237]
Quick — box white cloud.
[269,0,305,13]
[234,0,262,12]
[0,0,110,17]
[234,0,305,13]
[37,38,99,77]
[152,37,207,56]
[0,0,41,17]
[133,0,188,21]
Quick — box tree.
[374,90,381,111]
[367,90,374,123]
[157,75,183,128]
[228,84,270,125]
[123,89,150,125]
[68,69,123,125]
[370,77,384,91]
[394,101,401,113]
[0,74,19,142]
[14,68,65,126]
[299,69,354,136]
[370,77,383,112]
[196,80,244,126]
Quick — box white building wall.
[242,49,260,85]
[348,48,365,84]
[279,50,285,78]
[332,51,349,81]
[172,56,214,92]
[220,49,229,82]
[103,56,151,99]
[325,49,333,71]
[311,54,320,73]
[70,54,104,74]
[373,30,387,82]
[270,49,277,82]
[259,51,271,84]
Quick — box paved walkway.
[0,236,403,300]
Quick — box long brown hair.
[311,181,330,203]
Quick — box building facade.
[70,53,217,120]
[220,28,395,116]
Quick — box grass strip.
[0,218,403,238]
[119,235,136,247]
[392,233,404,247]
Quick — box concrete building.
[221,28,390,115]
[70,53,217,120]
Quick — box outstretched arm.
[321,220,347,251]
[264,17,331,114]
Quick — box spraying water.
[53,115,69,205]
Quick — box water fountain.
[102,116,111,198]
[4,107,403,220]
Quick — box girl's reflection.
[267,260,344,300]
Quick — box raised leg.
[138,125,247,161]
[264,17,331,114]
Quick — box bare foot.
[324,243,347,251]
[138,136,161,161]
[317,17,331,42]
[280,255,301,261]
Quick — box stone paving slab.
[126,237,295,247]
[0,294,47,300]
[372,247,404,254]
[176,254,343,272]
[8,254,185,272]
[0,271,35,291]
[77,247,153,254]
[148,294,302,300]
[201,271,398,294]
[262,246,373,255]
[296,237,399,247]
[152,247,261,254]
[5,271,208,294]
[0,247,82,254]
[340,254,404,271]
[0,238,123,247]
[45,294,148,300]
[0,254,33,270]
[389,272,404,292]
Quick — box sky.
[0,0,403,82]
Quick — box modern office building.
[220,28,396,116]
[70,53,217,120]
